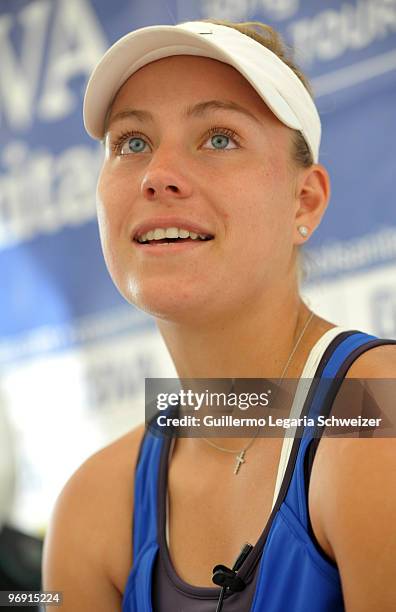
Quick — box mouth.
[132,226,214,252]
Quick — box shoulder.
[42,423,146,610]
[313,436,396,609]
[312,340,396,609]
[345,339,396,378]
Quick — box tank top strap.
[122,427,166,612]
[271,326,355,508]
[284,331,396,529]
[132,429,165,561]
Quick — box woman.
[42,19,396,611]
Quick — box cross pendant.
[234,450,246,475]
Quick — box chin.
[120,277,219,323]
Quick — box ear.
[293,164,330,244]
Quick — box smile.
[135,226,213,244]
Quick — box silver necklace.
[202,311,315,474]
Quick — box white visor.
[83,21,321,163]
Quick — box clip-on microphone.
[212,542,253,612]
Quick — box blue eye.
[120,136,148,155]
[204,128,239,150]
[211,134,230,149]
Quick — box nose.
[140,155,193,202]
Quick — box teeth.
[165,227,179,238]
[153,228,166,240]
[137,227,211,243]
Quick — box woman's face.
[97,55,301,322]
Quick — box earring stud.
[298,225,309,237]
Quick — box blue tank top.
[122,330,395,611]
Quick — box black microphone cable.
[212,542,253,612]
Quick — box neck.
[155,284,336,454]
[156,286,313,381]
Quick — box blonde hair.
[200,19,314,168]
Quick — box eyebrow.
[105,99,261,132]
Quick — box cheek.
[226,158,292,233]
[96,164,135,242]
[219,160,295,276]
[95,166,135,285]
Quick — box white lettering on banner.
[370,288,396,338]
[0,1,51,130]
[0,306,152,366]
[85,351,154,410]
[261,0,299,20]
[0,141,103,248]
[200,0,299,21]
[288,0,396,65]
[200,0,253,21]
[38,0,107,121]
[0,0,107,130]
[304,227,396,280]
